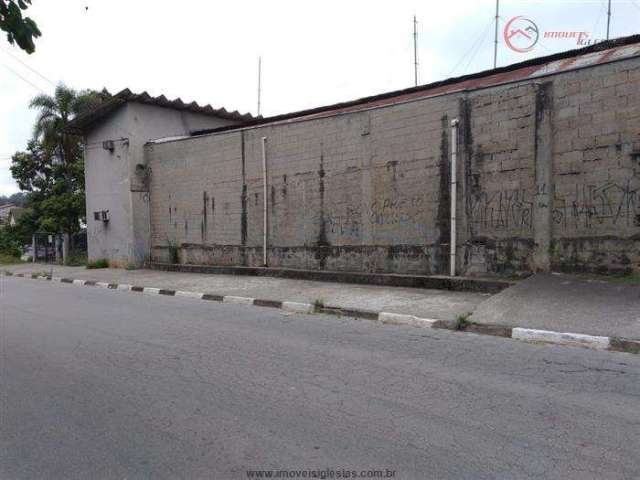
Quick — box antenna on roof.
[413,15,419,86]
[257,56,262,116]
[493,0,500,69]
[606,0,612,40]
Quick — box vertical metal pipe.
[606,0,612,40]
[413,15,419,86]
[450,119,459,277]
[261,136,268,266]
[257,56,262,116]
[493,0,500,69]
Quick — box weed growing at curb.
[313,298,325,313]
[455,312,472,330]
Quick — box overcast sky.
[1,0,639,195]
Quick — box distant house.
[0,203,15,226]
[0,204,24,227]
[8,207,24,226]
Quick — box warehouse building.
[70,35,640,276]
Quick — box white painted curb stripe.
[512,328,610,349]
[52,277,62,282]
[143,287,161,295]
[223,295,255,305]
[175,290,205,299]
[95,282,110,288]
[378,312,437,327]
[117,284,132,291]
[282,301,314,314]
[72,279,86,285]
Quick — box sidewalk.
[472,272,640,340]
[3,263,638,353]
[2,263,489,321]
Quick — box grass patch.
[610,272,640,285]
[455,312,472,330]
[0,253,22,265]
[66,252,87,267]
[86,258,109,269]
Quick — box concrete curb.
[2,270,638,355]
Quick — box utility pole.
[257,56,262,116]
[606,0,612,40]
[413,15,418,86]
[493,0,500,69]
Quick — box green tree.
[0,0,40,53]
[0,192,27,206]
[10,84,109,235]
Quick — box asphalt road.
[1,277,639,480]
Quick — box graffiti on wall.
[368,195,425,227]
[553,180,640,229]
[469,188,534,231]
[310,193,428,243]
[324,205,362,240]
[469,180,640,233]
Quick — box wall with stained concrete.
[84,102,240,266]
[146,54,640,276]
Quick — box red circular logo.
[504,16,539,53]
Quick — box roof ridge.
[68,89,258,132]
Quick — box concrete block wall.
[149,95,460,274]
[85,102,240,267]
[549,59,640,274]
[148,131,244,264]
[461,83,538,274]
[146,55,640,276]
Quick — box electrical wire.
[591,1,607,39]
[462,24,495,74]
[1,62,48,93]
[448,19,495,77]
[0,46,56,87]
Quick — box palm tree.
[30,83,104,165]
[23,84,109,237]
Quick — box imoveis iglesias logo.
[504,16,540,53]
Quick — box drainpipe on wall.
[450,118,459,277]
[261,136,268,267]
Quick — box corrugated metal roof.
[191,34,640,136]
[68,88,259,133]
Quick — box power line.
[448,19,494,77]
[462,25,493,74]
[0,46,56,87]
[1,62,47,93]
